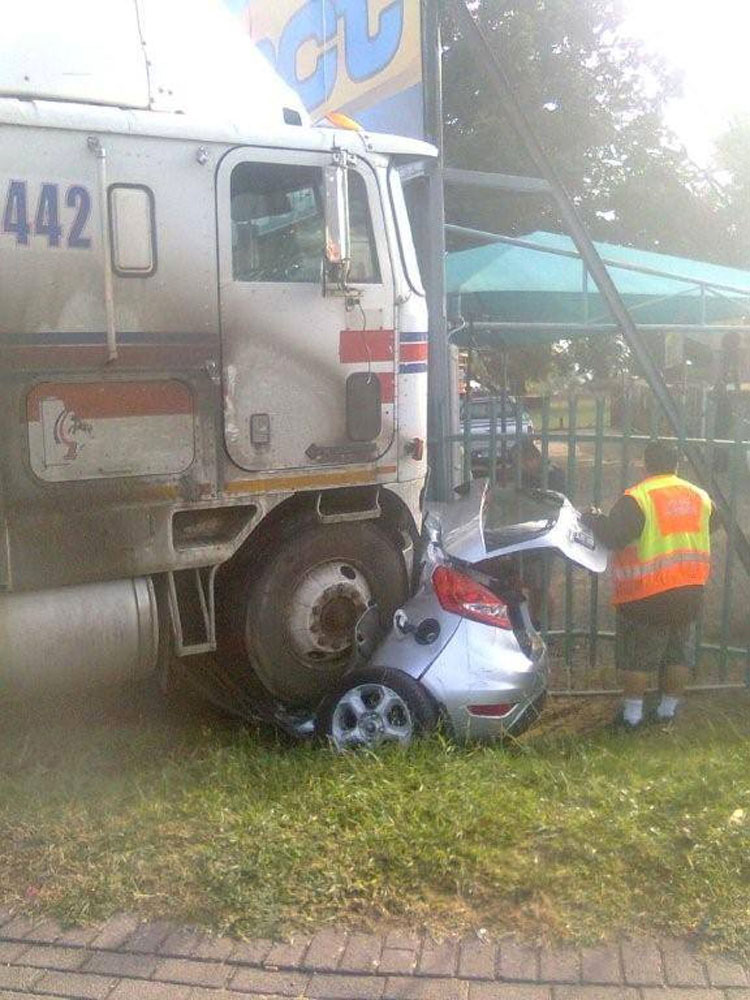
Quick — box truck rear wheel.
[237,519,409,707]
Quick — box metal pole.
[589,398,605,667]
[458,322,750,336]
[423,0,452,500]
[443,167,551,194]
[462,325,474,484]
[450,0,750,575]
[88,136,117,363]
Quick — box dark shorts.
[615,610,697,673]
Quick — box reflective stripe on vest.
[611,474,711,605]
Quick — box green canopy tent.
[445,229,750,347]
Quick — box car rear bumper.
[419,617,548,743]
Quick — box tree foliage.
[469,341,554,394]
[554,333,630,383]
[440,0,722,257]
[714,115,750,268]
[440,0,733,381]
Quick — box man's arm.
[583,495,644,549]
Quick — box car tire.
[237,519,408,708]
[317,666,439,750]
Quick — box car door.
[216,147,395,473]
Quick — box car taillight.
[432,565,512,629]
[468,703,513,717]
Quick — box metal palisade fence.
[453,387,750,694]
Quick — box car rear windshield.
[483,486,563,548]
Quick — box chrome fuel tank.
[0,577,159,693]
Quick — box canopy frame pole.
[450,0,750,575]
[422,0,453,500]
[582,261,589,325]
[444,167,551,194]
[460,321,750,336]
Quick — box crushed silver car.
[316,484,608,749]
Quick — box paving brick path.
[1,908,749,999]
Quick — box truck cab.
[0,0,435,710]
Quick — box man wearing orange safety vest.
[583,440,715,729]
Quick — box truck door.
[216,148,395,473]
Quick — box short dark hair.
[644,439,678,475]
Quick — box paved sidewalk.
[1,908,749,1000]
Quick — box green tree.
[714,114,750,268]
[555,333,630,382]
[440,0,724,258]
[440,0,732,382]
[469,341,554,393]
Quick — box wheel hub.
[331,683,414,750]
[288,561,372,664]
[360,711,385,739]
[316,591,362,640]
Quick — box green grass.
[2,687,750,953]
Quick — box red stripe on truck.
[339,329,394,363]
[400,342,428,363]
[377,372,394,403]
[27,380,193,422]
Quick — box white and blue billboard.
[225,1,425,139]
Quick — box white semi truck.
[0,0,434,708]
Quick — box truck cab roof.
[0,0,306,128]
[0,95,436,164]
[0,0,436,162]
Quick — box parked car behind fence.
[460,393,535,477]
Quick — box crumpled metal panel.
[426,480,608,573]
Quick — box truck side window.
[348,172,380,283]
[108,185,156,276]
[230,162,379,284]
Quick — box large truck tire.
[235,518,409,707]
